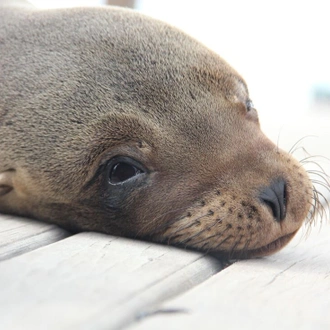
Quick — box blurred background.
[28,0,330,199]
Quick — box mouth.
[211,231,298,260]
[242,230,298,258]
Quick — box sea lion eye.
[246,100,254,111]
[109,161,143,184]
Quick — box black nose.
[259,179,287,222]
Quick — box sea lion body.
[0,4,312,258]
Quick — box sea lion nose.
[259,179,287,222]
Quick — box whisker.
[211,233,233,252]
[288,135,317,155]
[307,185,329,225]
[135,206,189,237]
[310,179,330,197]
[294,142,330,229]
[229,235,243,259]
[291,146,310,156]
[180,218,220,245]
[183,224,230,252]
[303,161,330,179]
[305,190,319,225]
[309,174,330,192]
[239,238,252,259]
[166,212,211,244]
[300,154,330,163]
[313,190,328,215]
[306,201,316,223]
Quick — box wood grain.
[130,223,330,330]
[0,232,223,330]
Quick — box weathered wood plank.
[0,214,70,261]
[0,232,223,330]
[130,223,330,330]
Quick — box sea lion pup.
[0,3,314,259]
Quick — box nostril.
[259,179,287,222]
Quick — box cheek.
[130,170,213,236]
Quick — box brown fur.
[0,3,312,258]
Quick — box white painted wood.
[0,214,70,261]
[0,232,223,330]
[130,223,330,330]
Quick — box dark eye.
[246,100,254,112]
[109,162,143,185]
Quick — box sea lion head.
[0,6,314,258]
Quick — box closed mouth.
[242,231,297,258]
[211,231,298,260]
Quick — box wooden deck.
[0,213,329,330]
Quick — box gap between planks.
[0,214,70,261]
[0,231,224,330]
[129,222,330,330]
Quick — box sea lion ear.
[0,170,14,196]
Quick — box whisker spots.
[208,210,214,216]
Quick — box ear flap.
[0,170,14,196]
